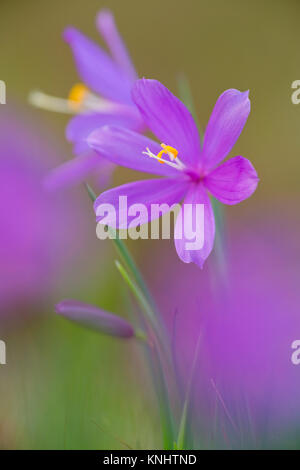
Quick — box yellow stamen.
[68,83,88,110]
[161,143,178,159]
[156,149,165,163]
[154,143,178,163]
[143,144,184,171]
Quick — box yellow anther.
[156,149,166,163]
[142,144,184,171]
[68,83,88,110]
[154,144,179,163]
[161,143,178,159]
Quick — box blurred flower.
[152,212,300,448]
[0,105,83,318]
[29,9,143,190]
[89,79,258,268]
[56,299,135,338]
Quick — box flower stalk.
[115,261,175,448]
[85,183,176,449]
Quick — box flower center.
[67,83,117,112]
[29,83,117,115]
[142,143,186,171]
[68,83,89,110]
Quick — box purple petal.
[201,89,251,172]
[174,184,215,268]
[73,140,91,155]
[63,27,132,104]
[88,125,179,177]
[43,152,108,191]
[132,79,201,169]
[204,156,259,205]
[56,299,134,338]
[66,110,143,154]
[96,9,137,83]
[94,178,189,229]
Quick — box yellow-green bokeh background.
[0,0,299,449]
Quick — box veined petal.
[88,126,179,177]
[174,184,215,268]
[201,89,251,172]
[96,9,137,83]
[56,299,134,338]
[132,79,201,169]
[66,110,143,154]
[63,27,132,104]
[44,152,108,191]
[204,156,259,205]
[94,178,189,229]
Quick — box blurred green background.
[0,0,299,449]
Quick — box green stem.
[115,260,169,359]
[109,228,155,307]
[116,259,174,448]
[177,73,203,139]
[211,197,228,277]
[176,399,189,450]
[84,183,174,448]
[150,345,174,449]
[84,183,156,310]
[176,334,202,450]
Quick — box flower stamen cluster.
[142,143,186,170]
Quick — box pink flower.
[88,79,259,268]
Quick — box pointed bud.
[55,300,135,339]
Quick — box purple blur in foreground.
[0,105,80,317]
[56,299,134,338]
[153,212,300,447]
[44,9,143,191]
[88,79,259,268]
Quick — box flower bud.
[55,299,134,338]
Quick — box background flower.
[30,9,144,191]
[0,104,86,318]
[150,211,300,448]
